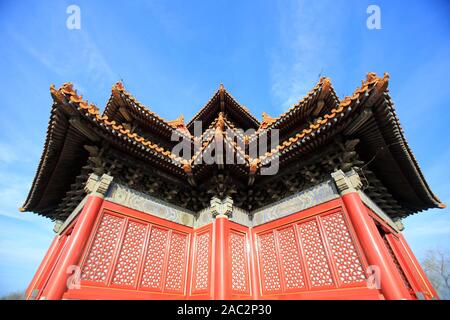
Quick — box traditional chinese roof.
[186,84,260,133]
[21,73,444,219]
[104,82,191,144]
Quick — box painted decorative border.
[101,181,340,228]
[105,183,195,227]
[251,180,339,226]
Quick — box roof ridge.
[186,83,260,129]
[52,83,187,165]
[221,86,260,125]
[250,77,333,139]
[106,81,192,140]
[186,86,221,128]
[256,73,389,165]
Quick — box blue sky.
[0,0,449,296]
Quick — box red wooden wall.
[190,224,213,298]
[64,202,192,299]
[367,207,438,300]
[251,202,380,299]
[29,197,436,300]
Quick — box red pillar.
[25,235,60,299]
[41,194,104,300]
[249,228,260,300]
[341,192,412,300]
[213,216,230,300]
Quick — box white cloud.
[269,0,345,109]
[6,27,116,92]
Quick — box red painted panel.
[365,206,438,299]
[227,222,253,299]
[190,225,212,296]
[110,220,147,288]
[276,225,306,292]
[297,218,335,289]
[229,230,250,295]
[164,231,189,293]
[395,233,439,299]
[32,196,433,300]
[80,212,125,286]
[140,226,170,291]
[67,200,191,299]
[257,231,283,295]
[253,199,371,299]
[319,210,366,287]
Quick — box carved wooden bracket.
[210,196,233,218]
[331,169,362,195]
[84,173,114,197]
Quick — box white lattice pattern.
[164,232,188,292]
[258,232,281,292]
[81,214,124,283]
[277,226,306,289]
[111,221,147,286]
[193,232,210,291]
[321,212,366,284]
[140,227,168,289]
[230,231,248,293]
[382,235,413,291]
[298,219,334,287]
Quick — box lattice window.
[193,231,210,292]
[164,232,188,292]
[258,232,282,292]
[321,211,366,285]
[111,220,147,286]
[81,213,124,283]
[277,226,306,290]
[297,219,334,287]
[382,234,414,293]
[140,227,169,290]
[230,231,249,293]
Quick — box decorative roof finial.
[114,80,124,91]
[216,112,225,131]
[260,112,276,129]
[366,72,378,83]
[168,114,186,128]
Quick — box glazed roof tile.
[54,83,186,164]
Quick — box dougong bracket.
[84,173,114,198]
[331,169,362,195]
[210,196,233,218]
